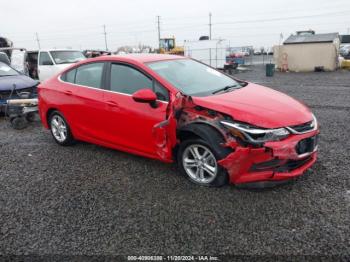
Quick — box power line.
[214,10,350,26]
[209,12,212,40]
[6,9,350,39]
[35,32,41,49]
[103,24,108,51]
[8,8,350,50]
[3,1,349,37]
[13,13,349,44]
[157,16,161,52]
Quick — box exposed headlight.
[220,120,290,144]
[311,113,318,129]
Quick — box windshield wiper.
[212,84,240,94]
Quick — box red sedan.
[38,54,319,187]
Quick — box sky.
[1,0,350,51]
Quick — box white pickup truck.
[3,48,86,82]
[25,49,85,82]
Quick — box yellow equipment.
[159,37,184,55]
[341,59,350,69]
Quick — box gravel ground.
[0,66,349,257]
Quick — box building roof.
[284,33,339,45]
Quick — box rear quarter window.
[75,63,104,88]
[60,62,104,89]
[62,68,76,83]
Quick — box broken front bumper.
[218,129,319,186]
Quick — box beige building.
[274,32,340,72]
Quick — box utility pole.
[209,12,212,40]
[35,32,41,49]
[157,16,161,53]
[103,24,108,51]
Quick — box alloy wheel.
[182,144,218,184]
[50,115,67,142]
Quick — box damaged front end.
[218,115,319,185]
[152,92,319,186]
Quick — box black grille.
[250,156,313,173]
[296,136,318,155]
[250,159,282,171]
[275,157,312,172]
[290,121,314,133]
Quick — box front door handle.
[64,90,73,96]
[106,101,119,108]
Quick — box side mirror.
[132,88,158,108]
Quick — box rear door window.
[64,69,76,83]
[75,63,104,88]
[110,64,153,94]
[109,63,169,101]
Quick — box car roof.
[91,54,187,64]
[27,49,82,53]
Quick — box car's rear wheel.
[177,138,229,187]
[49,111,75,146]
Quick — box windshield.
[0,62,19,77]
[50,51,85,64]
[147,59,242,96]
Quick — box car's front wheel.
[49,111,75,146]
[177,139,229,187]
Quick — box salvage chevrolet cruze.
[38,54,319,187]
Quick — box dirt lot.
[0,66,349,257]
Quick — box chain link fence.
[185,45,274,68]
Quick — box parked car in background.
[253,49,262,55]
[340,45,350,59]
[0,52,10,65]
[242,50,250,56]
[25,49,85,82]
[0,37,13,59]
[263,49,274,55]
[0,61,38,113]
[83,50,111,58]
[1,48,86,82]
[226,53,245,66]
[38,54,319,188]
[0,47,29,75]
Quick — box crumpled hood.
[192,83,312,128]
[0,75,38,91]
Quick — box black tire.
[10,116,28,130]
[177,137,230,187]
[48,111,75,146]
[25,112,36,122]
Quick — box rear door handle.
[106,101,119,108]
[64,90,73,96]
